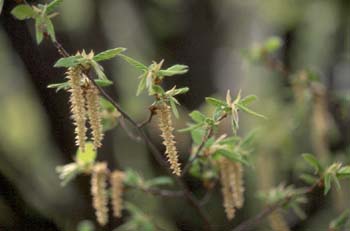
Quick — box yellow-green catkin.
[268,211,290,231]
[219,158,245,220]
[157,102,181,176]
[110,170,125,218]
[91,162,109,226]
[67,67,87,151]
[86,82,104,150]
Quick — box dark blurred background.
[0,0,350,230]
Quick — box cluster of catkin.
[66,66,103,151]
[91,162,125,226]
[219,158,244,220]
[157,102,181,176]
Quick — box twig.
[200,179,218,206]
[232,179,323,231]
[138,106,157,128]
[49,39,213,231]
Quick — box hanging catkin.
[110,170,125,218]
[67,67,87,151]
[91,162,109,226]
[219,158,245,220]
[86,82,104,149]
[157,102,181,176]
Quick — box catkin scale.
[157,102,181,176]
[219,158,245,220]
[91,162,109,226]
[110,171,125,218]
[67,67,87,151]
[86,82,104,150]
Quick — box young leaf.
[236,103,266,119]
[35,17,44,44]
[77,220,95,231]
[54,55,83,67]
[189,110,206,123]
[324,173,332,195]
[158,64,189,77]
[11,4,36,20]
[76,143,97,166]
[136,74,147,96]
[205,97,227,107]
[329,210,350,230]
[145,176,173,187]
[47,0,63,14]
[93,47,126,62]
[264,36,282,53]
[118,54,148,71]
[178,123,202,133]
[169,98,179,118]
[302,153,322,174]
[47,82,70,92]
[91,60,107,80]
[240,95,257,107]
[44,17,56,42]
[95,79,113,87]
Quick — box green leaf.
[95,79,113,87]
[11,4,36,20]
[145,177,173,187]
[93,47,126,62]
[236,103,266,119]
[324,173,332,195]
[302,153,322,174]
[337,166,350,177]
[35,17,44,44]
[47,82,70,92]
[158,64,189,77]
[54,55,83,67]
[205,97,227,107]
[169,98,179,118]
[300,174,318,185]
[240,95,257,107]
[124,169,143,187]
[329,210,350,230]
[47,0,63,13]
[150,85,164,95]
[264,36,282,53]
[190,128,205,145]
[44,17,56,42]
[118,54,148,71]
[178,123,202,133]
[214,149,246,165]
[189,110,206,123]
[91,60,107,80]
[76,143,97,166]
[136,74,147,96]
[77,220,95,231]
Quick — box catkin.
[86,82,104,149]
[219,158,245,220]
[268,211,290,231]
[110,170,125,218]
[91,162,109,226]
[67,67,87,151]
[157,102,181,176]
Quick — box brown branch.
[137,106,157,128]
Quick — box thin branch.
[232,179,323,231]
[200,179,218,206]
[138,106,157,128]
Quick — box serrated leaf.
[95,79,113,87]
[189,110,206,123]
[47,82,70,92]
[47,0,63,13]
[214,149,247,165]
[76,143,97,166]
[302,153,322,174]
[91,60,107,80]
[240,95,257,107]
[236,103,266,119]
[190,128,205,145]
[11,4,36,20]
[205,97,227,107]
[35,17,44,44]
[93,47,126,62]
[178,123,202,133]
[158,64,189,76]
[54,55,82,67]
[118,54,148,71]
